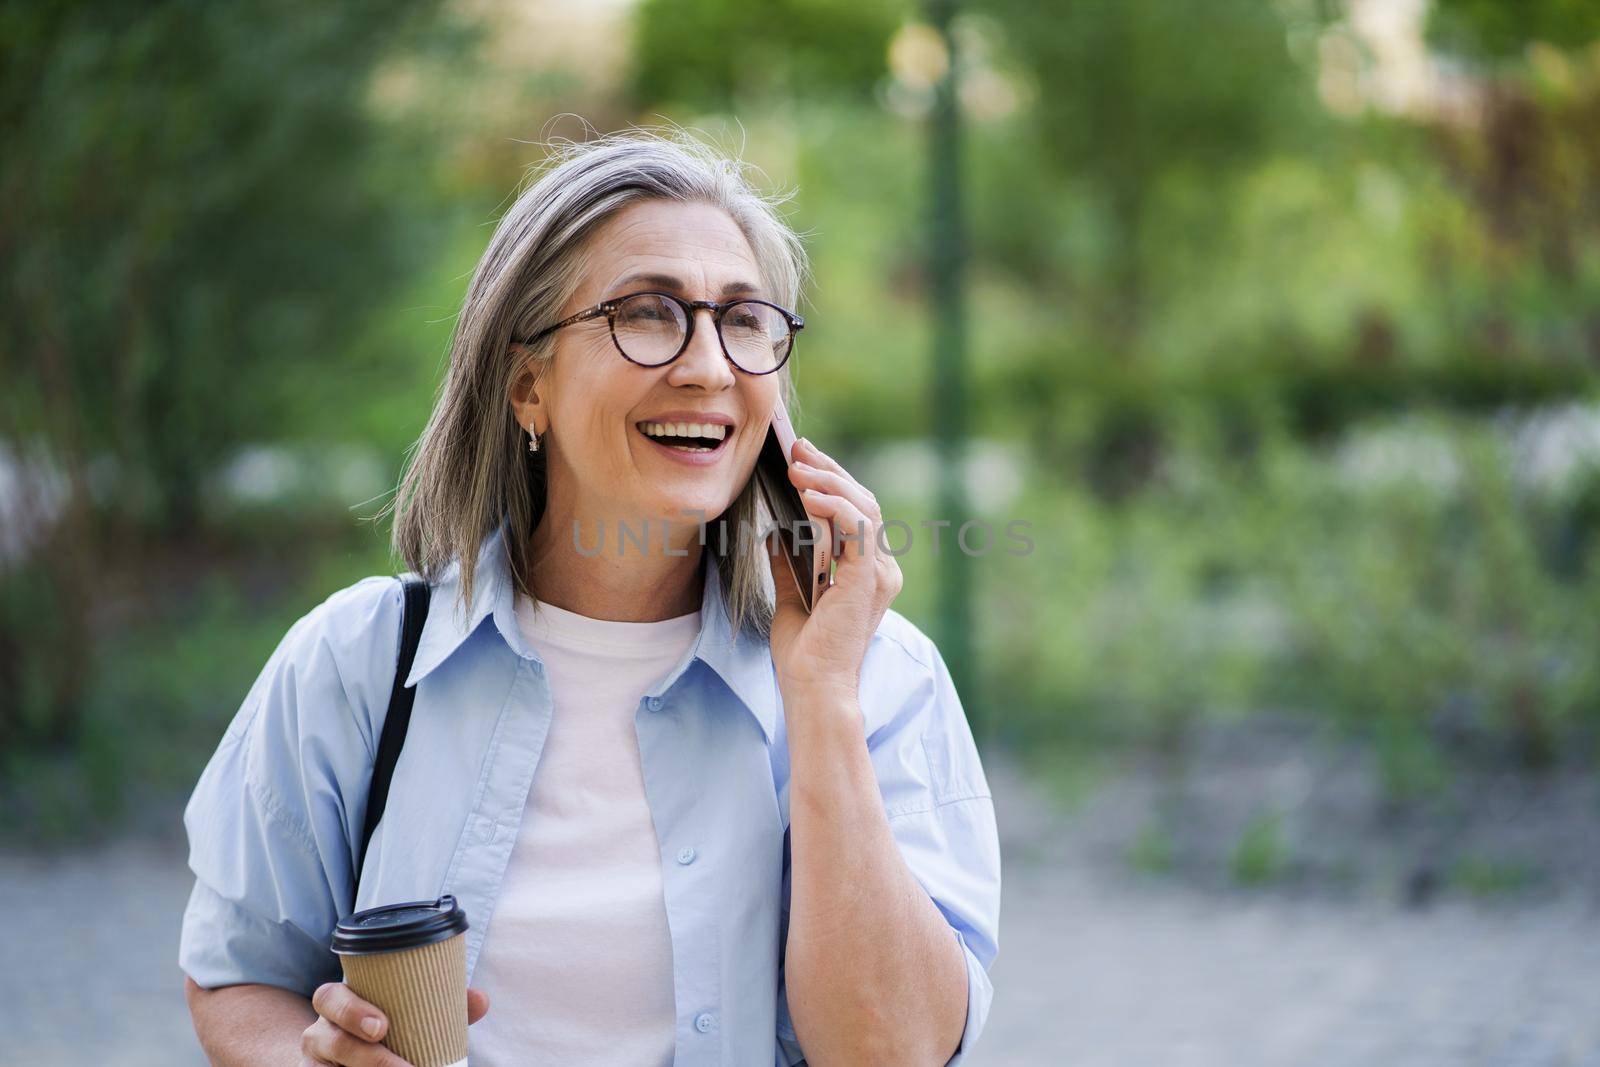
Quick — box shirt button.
[694,1012,715,1033]
[677,846,696,865]
[646,695,663,711]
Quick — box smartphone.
[753,405,834,613]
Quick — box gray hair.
[386,125,810,638]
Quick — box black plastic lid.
[332,894,469,956]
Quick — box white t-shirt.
[467,592,701,1066]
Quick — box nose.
[667,306,736,390]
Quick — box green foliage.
[970,0,1326,338]
[1230,809,1288,886]
[630,0,908,111]
[1429,0,1600,61]
[0,518,395,844]
[1128,818,1176,876]
[983,0,1317,175]
[0,558,85,746]
[1,0,472,750]
[1448,853,1542,897]
[1274,415,1600,780]
[3,0,468,524]
[1015,739,1109,814]
[983,412,1600,798]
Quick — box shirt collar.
[672,550,780,746]
[404,526,778,746]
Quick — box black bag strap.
[353,572,431,912]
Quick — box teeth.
[637,421,729,441]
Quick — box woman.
[179,128,1000,1066]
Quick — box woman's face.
[513,199,783,533]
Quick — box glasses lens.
[720,301,792,373]
[612,294,687,365]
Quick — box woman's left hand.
[765,438,903,706]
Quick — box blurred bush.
[982,412,1600,797]
[2,0,472,753]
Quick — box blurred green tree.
[1422,0,1600,366]
[630,0,907,110]
[1,0,467,749]
[970,0,1324,347]
[1429,0,1600,60]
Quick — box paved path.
[984,831,1600,1066]
[976,739,1600,1067]
[2,748,1598,1065]
[0,834,208,1066]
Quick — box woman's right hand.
[302,981,490,1066]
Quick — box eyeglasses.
[524,291,804,375]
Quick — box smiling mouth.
[636,421,732,454]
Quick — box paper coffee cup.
[333,894,471,1067]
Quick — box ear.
[508,342,547,435]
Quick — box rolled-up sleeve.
[178,576,401,997]
[776,614,1001,1066]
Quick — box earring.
[527,423,540,453]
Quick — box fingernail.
[797,437,811,451]
[793,461,813,471]
[363,1017,383,1038]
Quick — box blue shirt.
[178,530,1001,1065]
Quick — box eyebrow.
[606,272,763,300]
